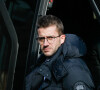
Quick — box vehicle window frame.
[0,1,19,90]
[25,0,50,75]
[88,0,100,20]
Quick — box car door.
[0,1,18,90]
[4,0,53,90]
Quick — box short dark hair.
[37,15,64,35]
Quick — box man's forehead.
[38,25,57,31]
[38,26,59,35]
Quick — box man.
[25,15,95,90]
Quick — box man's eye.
[38,37,45,41]
[47,36,54,40]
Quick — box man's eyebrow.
[38,35,55,37]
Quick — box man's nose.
[43,39,49,46]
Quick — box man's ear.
[60,34,66,44]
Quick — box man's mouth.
[43,48,50,52]
[44,48,49,51]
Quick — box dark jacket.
[25,34,95,90]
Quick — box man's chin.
[44,52,53,57]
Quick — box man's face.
[37,25,65,57]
